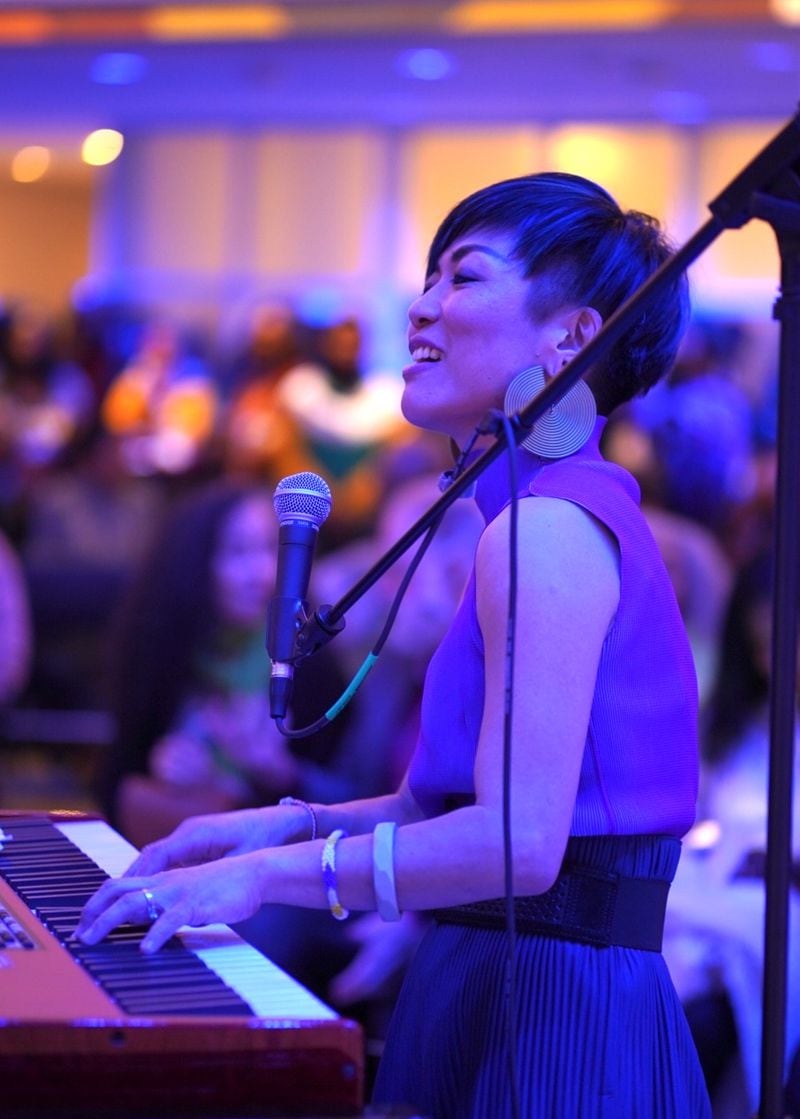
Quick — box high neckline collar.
[472,415,608,523]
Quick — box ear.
[556,306,603,364]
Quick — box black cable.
[495,409,521,1119]
[275,513,444,739]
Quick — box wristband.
[373,821,401,922]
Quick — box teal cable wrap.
[325,652,379,719]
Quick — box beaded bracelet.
[321,829,349,921]
[279,796,318,841]
[372,821,401,922]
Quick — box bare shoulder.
[476,496,620,618]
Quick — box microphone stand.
[298,107,800,1119]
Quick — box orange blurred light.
[11,145,51,183]
[146,5,290,40]
[445,0,677,32]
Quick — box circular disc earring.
[504,365,596,458]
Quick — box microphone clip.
[294,604,346,659]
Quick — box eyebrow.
[450,243,509,264]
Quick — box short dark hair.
[427,172,690,414]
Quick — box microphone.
[267,471,332,719]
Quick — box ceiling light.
[444,0,676,33]
[146,5,290,40]
[396,48,455,80]
[81,129,125,167]
[90,52,149,85]
[770,0,800,25]
[11,146,51,183]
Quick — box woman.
[98,478,351,849]
[78,173,710,1117]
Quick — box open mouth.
[410,345,443,363]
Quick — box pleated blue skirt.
[372,835,712,1119]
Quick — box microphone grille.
[273,472,332,528]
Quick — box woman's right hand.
[123,806,283,877]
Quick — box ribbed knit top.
[407,418,699,838]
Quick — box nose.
[408,286,439,328]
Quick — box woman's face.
[402,229,577,446]
[213,495,276,626]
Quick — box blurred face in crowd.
[213,495,277,627]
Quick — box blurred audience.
[95,479,354,849]
[612,317,757,540]
[226,311,413,547]
[663,548,800,1118]
[222,303,308,480]
[101,318,219,477]
[642,506,733,712]
[19,430,163,709]
[645,319,755,525]
[0,301,96,533]
[0,526,32,707]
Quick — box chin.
[401,396,453,439]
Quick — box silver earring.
[503,365,596,458]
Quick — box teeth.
[411,345,443,362]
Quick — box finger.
[139,905,189,955]
[75,877,137,937]
[77,884,151,945]
[126,839,176,876]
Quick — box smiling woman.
[76,171,708,1119]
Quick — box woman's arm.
[78,497,620,951]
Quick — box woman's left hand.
[74,851,267,954]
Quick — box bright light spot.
[81,129,125,167]
[147,5,290,40]
[11,145,51,183]
[396,48,454,81]
[550,131,624,182]
[685,819,721,852]
[770,0,800,25]
[90,52,149,85]
[445,0,676,33]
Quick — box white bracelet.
[321,829,349,921]
[372,821,401,922]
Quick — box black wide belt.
[431,863,670,952]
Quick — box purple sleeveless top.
[407,419,699,838]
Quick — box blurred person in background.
[97,478,352,850]
[611,317,756,543]
[101,317,219,479]
[0,524,33,806]
[663,547,800,1118]
[18,427,163,710]
[0,300,96,535]
[0,526,32,708]
[226,311,412,548]
[222,303,308,482]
